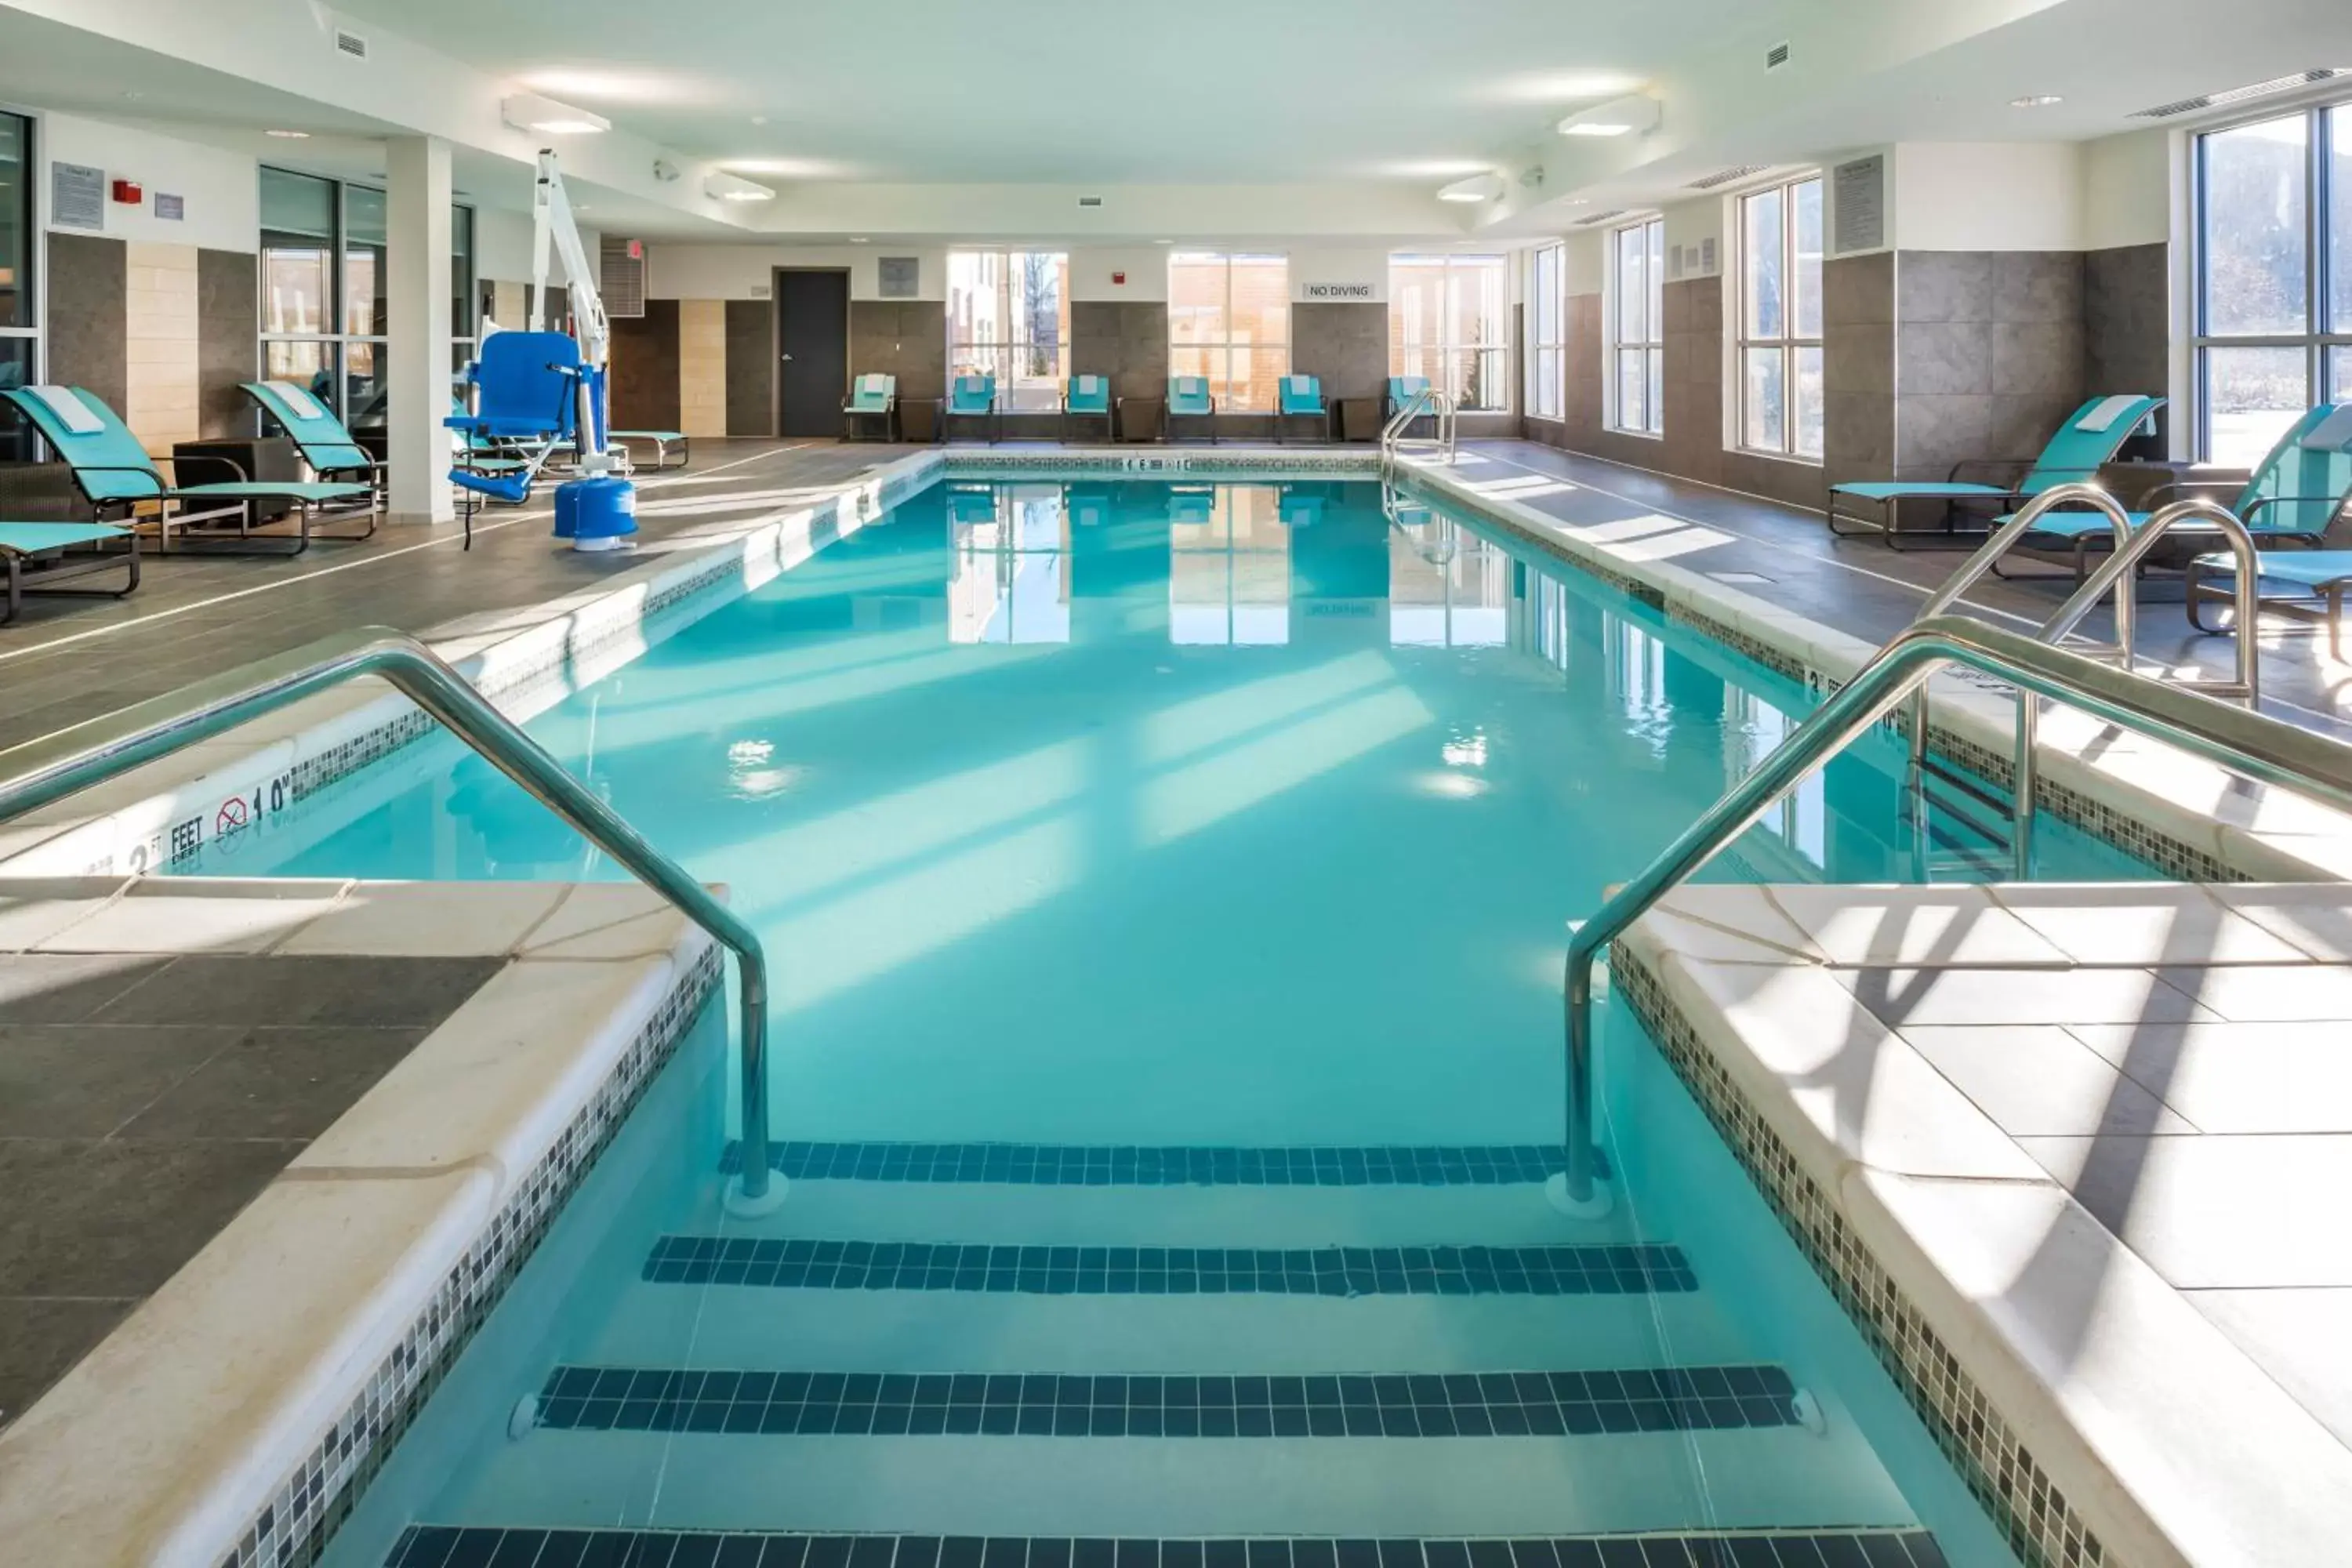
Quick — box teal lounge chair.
[842,374,898,443]
[1998,403,2352,583]
[1385,376,1432,419]
[2,385,376,556]
[1168,485,1217,527]
[1062,376,1112,443]
[1828,394,2164,550]
[239,380,387,507]
[941,374,1000,445]
[0,520,137,626]
[1279,485,1325,529]
[1276,375,1330,445]
[1167,376,1217,444]
[1065,483,1113,528]
[2183,405,2352,657]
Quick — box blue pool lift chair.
[2183,405,2352,657]
[238,380,387,521]
[1996,403,2352,584]
[1167,376,1218,444]
[0,520,137,626]
[940,374,1001,445]
[1062,376,1113,444]
[842,373,899,443]
[445,330,590,546]
[1827,393,2165,550]
[1,384,375,557]
[1275,375,1330,445]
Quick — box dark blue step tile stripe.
[387,1527,1952,1568]
[716,1142,1609,1188]
[530,1366,1799,1440]
[642,1239,1697,1297]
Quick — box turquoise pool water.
[194,478,2141,1564]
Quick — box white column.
[385,135,454,524]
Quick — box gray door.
[775,270,849,437]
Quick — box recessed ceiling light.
[848,236,869,243]
[500,93,611,136]
[266,129,311,139]
[750,114,769,125]
[1155,238,1175,245]
[1437,172,1507,203]
[1557,93,1661,138]
[2010,93,2063,108]
[705,171,777,202]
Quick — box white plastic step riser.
[579,1283,1753,1374]
[429,1421,1910,1540]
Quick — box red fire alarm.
[1111,270,1126,286]
[111,178,143,205]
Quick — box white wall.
[1661,196,1724,279]
[38,111,257,251]
[648,243,951,301]
[1891,141,2085,252]
[1070,247,1171,302]
[2082,128,2174,251]
[1563,230,1606,297]
[472,204,597,291]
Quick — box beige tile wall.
[677,299,729,439]
[124,242,201,457]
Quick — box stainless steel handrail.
[0,627,779,1207]
[2004,496,2265,871]
[1552,614,2352,1213]
[1380,386,1456,478]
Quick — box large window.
[947,250,1069,412]
[1529,243,1564,422]
[2194,103,2352,466]
[0,111,35,461]
[1736,175,1824,461]
[1170,252,1288,413]
[1391,254,1508,412]
[1610,218,1664,436]
[260,166,475,434]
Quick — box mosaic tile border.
[720,1140,1609,1187]
[641,1238,1697,1298]
[530,1363,1802,1440]
[1610,949,2105,1568]
[223,943,726,1568]
[387,1526,1955,1568]
[941,452,1379,477]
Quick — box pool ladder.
[1378,385,1457,481]
[0,628,784,1214]
[1892,484,2266,880]
[1548,613,2351,1217]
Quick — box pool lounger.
[1275,374,1330,445]
[237,380,388,530]
[0,521,138,626]
[0,385,376,557]
[842,373,900,443]
[2189,552,2352,659]
[1062,376,1112,444]
[1166,376,1218,444]
[1827,393,2164,550]
[1989,403,2352,584]
[939,373,1000,445]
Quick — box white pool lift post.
[531,148,637,551]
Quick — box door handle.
[781,353,794,362]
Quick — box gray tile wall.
[849,300,949,405]
[46,233,127,419]
[723,299,775,438]
[1071,301,1169,405]
[1290,302,1388,403]
[1894,250,2086,481]
[196,249,258,441]
[2084,242,2170,452]
[1822,252,1893,492]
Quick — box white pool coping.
[1618,881,2352,1567]
[0,876,721,1568]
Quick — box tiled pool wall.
[1612,950,2106,1568]
[227,943,723,1568]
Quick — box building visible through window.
[1736,175,1824,461]
[1391,254,1508,412]
[947,250,1070,413]
[1610,219,1664,436]
[1170,252,1289,413]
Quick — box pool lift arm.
[532,148,637,550]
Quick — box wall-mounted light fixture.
[501,93,611,136]
[1556,94,1661,138]
[704,170,777,202]
[1437,172,1507,203]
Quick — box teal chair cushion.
[1278,375,1324,416]
[1066,376,1110,415]
[2016,394,2165,492]
[241,381,372,474]
[846,374,896,414]
[1387,376,1430,405]
[0,520,131,554]
[2238,404,2352,537]
[2190,550,2352,587]
[949,375,996,414]
[1,386,166,503]
[1167,377,1214,416]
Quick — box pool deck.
[1621,880,2352,1566]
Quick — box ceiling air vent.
[2130,67,2350,118]
[1688,164,1769,191]
[1574,208,1632,227]
[1765,42,1791,71]
[333,27,369,60]
[1077,194,1104,209]
[600,238,646,320]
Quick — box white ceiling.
[321,0,1784,185]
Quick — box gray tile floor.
[0,951,501,1428]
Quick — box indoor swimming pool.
[182,477,2155,1566]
